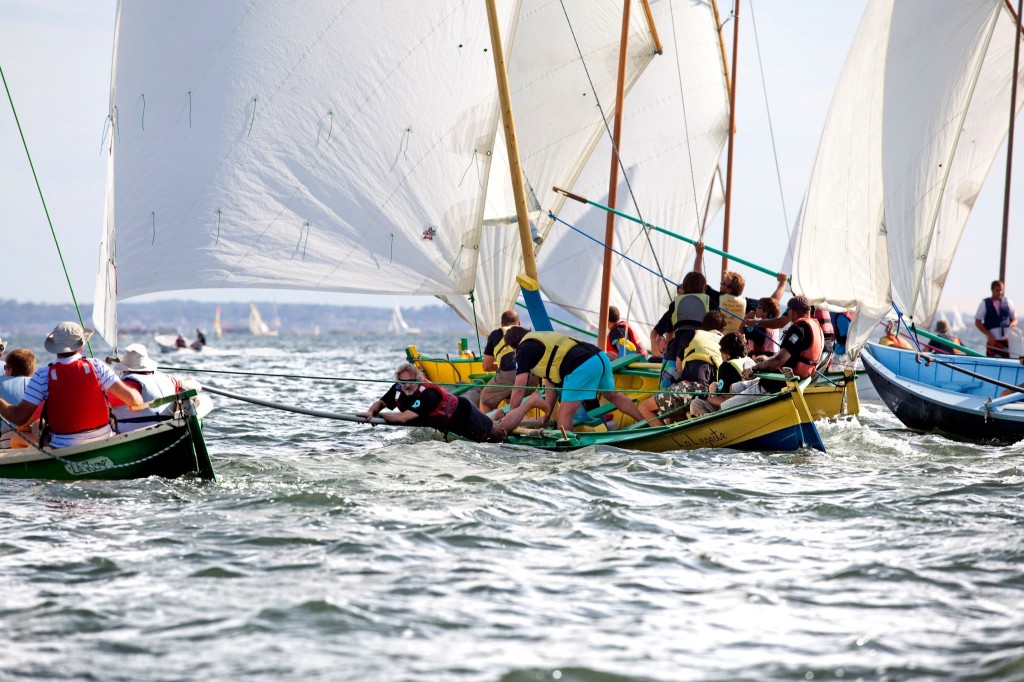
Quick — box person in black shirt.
[359,363,534,442]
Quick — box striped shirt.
[23,355,119,405]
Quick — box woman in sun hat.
[110,343,189,432]
[0,321,144,448]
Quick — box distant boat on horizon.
[249,304,279,336]
[387,305,420,335]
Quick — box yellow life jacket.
[492,325,516,367]
[719,293,747,334]
[682,330,723,369]
[521,331,579,384]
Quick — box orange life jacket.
[790,318,825,379]
[44,359,111,435]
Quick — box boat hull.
[507,390,824,453]
[862,343,1024,444]
[0,408,215,481]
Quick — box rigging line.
[556,0,670,292]
[140,93,145,130]
[550,211,680,288]
[1,64,93,357]
[748,0,790,241]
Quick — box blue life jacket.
[982,298,1013,332]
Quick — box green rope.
[1,64,93,357]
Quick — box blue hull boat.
[861,343,1024,444]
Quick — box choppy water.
[1,333,1022,681]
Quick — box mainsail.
[791,0,1023,353]
[438,1,658,333]
[538,0,730,334]
[93,1,520,345]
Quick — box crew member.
[606,306,645,359]
[110,344,190,432]
[975,279,1017,358]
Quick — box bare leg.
[556,400,582,431]
[638,395,663,427]
[603,391,644,424]
[496,393,548,434]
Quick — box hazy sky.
[1,1,1020,315]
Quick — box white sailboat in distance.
[249,304,278,336]
[387,306,420,335]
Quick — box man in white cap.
[110,344,188,432]
[0,321,144,448]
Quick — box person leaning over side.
[501,327,644,432]
[359,363,533,442]
[975,279,1017,358]
[719,296,824,410]
[0,322,144,448]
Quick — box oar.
[553,186,785,279]
[203,385,397,426]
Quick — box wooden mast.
[999,0,1023,283]
[639,0,663,54]
[721,0,740,276]
[485,0,538,282]
[596,0,633,350]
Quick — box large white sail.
[537,0,730,335]
[94,1,519,345]
[883,0,1006,322]
[439,0,657,333]
[790,0,894,351]
[912,4,1024,325]
[792,0,1023,353]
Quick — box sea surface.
[1,332,1022,681]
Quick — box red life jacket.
[790,318,825,379]
[812,307,835,340]
[399,383,458,428]
[45,358,111,435]
[606,321,644,354]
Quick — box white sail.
[883,0,1007,322]
[538,0,730,335]
[792,0,1023,354]
[248,304,277,336]
[438,0,657,333]
[387,306,420,335]
[911,4,1024,325]
[790,0,894,351]
[93,1,519,345]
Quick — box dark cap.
[786,295,811,313]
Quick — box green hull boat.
[0,389,215,482]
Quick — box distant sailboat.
[249,304,278,336]
[387,306,420,335]
[213,306,223,338]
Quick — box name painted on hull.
[65,457,116,476]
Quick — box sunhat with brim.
[44,322,94,354]
[114,344,158,373]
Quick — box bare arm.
[0,399,39,428]
[481,354,497,372]
[692,241,705,274]
[771,272,788,302]
[975,318,994,341]
[745,349,791,378]
[358,399,386,419]
[509,372,531,409]
[378,409,419,424]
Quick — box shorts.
[654,379,708,416]
[561,353,614,403]
[480,369,538,410]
